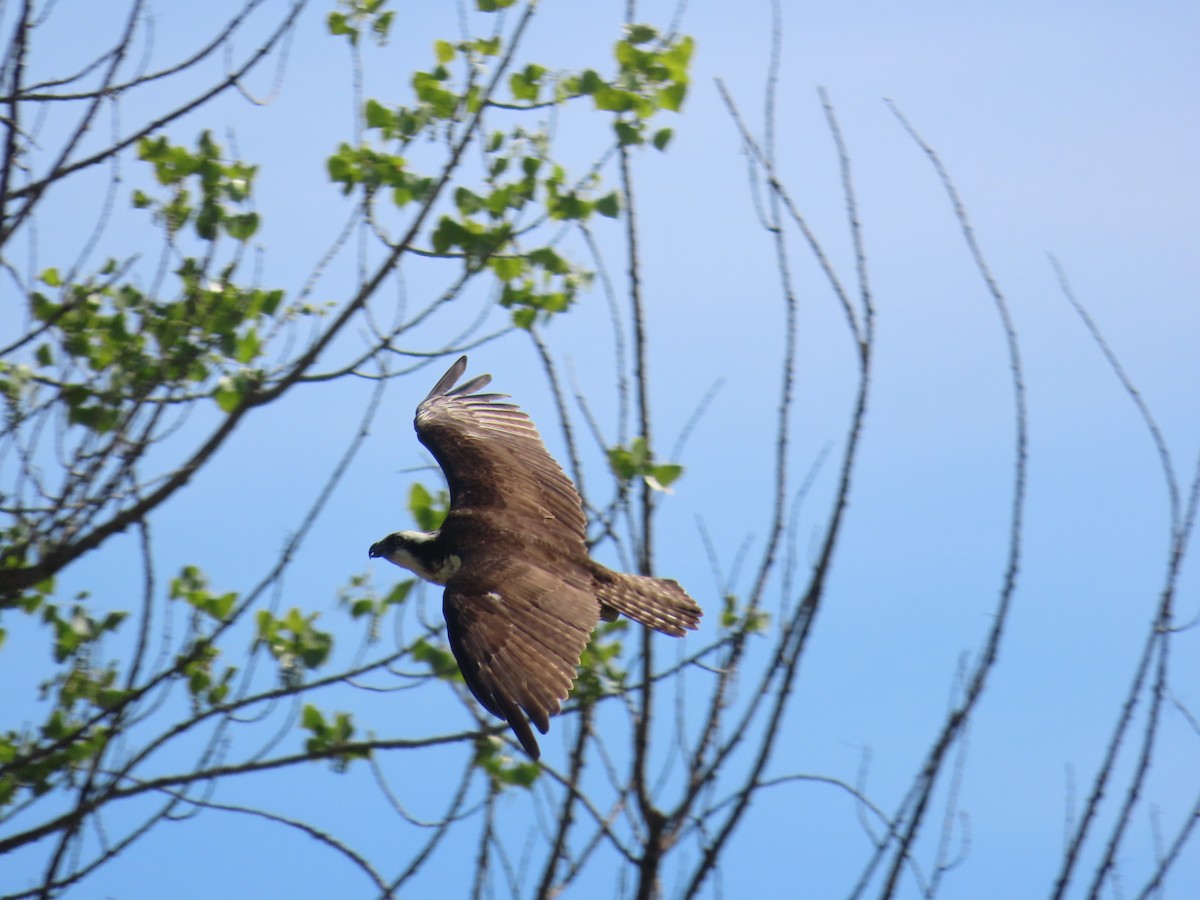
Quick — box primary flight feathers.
[370,356,702,759]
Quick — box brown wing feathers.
[586,561,702,637]
[443,560,598,759]
[415,361,588,552]
[402,357,701,759]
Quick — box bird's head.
[368,530,459,585]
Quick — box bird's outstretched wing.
[415,356,587,557]
[443,557,599,759]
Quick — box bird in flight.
[370,356,702,759]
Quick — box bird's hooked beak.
[368,540,385,559]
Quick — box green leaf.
[262,289,284,317]
[548,191,591,221]
[511,307,536,330]
[431,216,468,254]
[593,85,637,113]
[365,98,394,131]
[40,268,62,287]
[412,638,461,680]
[213,376,244,413]
[67,403,120,434]
[259,608,333,670]
[521,155,541,178]
[509,64,545,103]
[234,329,261,364]
[627,437,650,469]
[409,482,448,531]
[326,143,354,187]
[372,10,394,43]
[509,72,534,103]
[472,36,501,56]
[454,187,485,216]
[195,201,220,241]
[327,11,357,44]
[614,120,643,147]
[577,69,604,95]
[500,760,541,787]
[608,438,683,490]
[409,482,432,516]
[608,446,636,480]
[383,580,413,607]
[720,594,771,634]
[473,735,541,787]
[208,592,236,620]
[300,630,332,669]
[657,82,687,112]
[435,39,455,64]
[484,183,515,215]
[489,256,526,280]
[646,463,683,492]
[652,128,673,151]
[528,247,567,274]
[595,191,621,218]
[721,594,739,629]
[225,212,259,241]
[31,291,57,322]
[163,190,192,233]
[663,35,695,76]
[412,70,457,119]
[302,703,325,731]
[626,24,659,44]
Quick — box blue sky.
[2,1,1198,897]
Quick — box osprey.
[370,356,702,759]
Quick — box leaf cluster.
[0,4,707,894]
[607,436,684,492]
[134,132,260,242]
[327,0,395,47]
[256,607,334,683]
[326,20,691,330]
[0,579,125,811]
[474,734,540,789]
[301,704,369,771]
[564,25,692,149]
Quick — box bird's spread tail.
[587,561,702,636]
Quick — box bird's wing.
[443,557,599,759]
[415,356,587,555]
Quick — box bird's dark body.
[370,356,702,759]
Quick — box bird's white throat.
[385,530,462,585]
